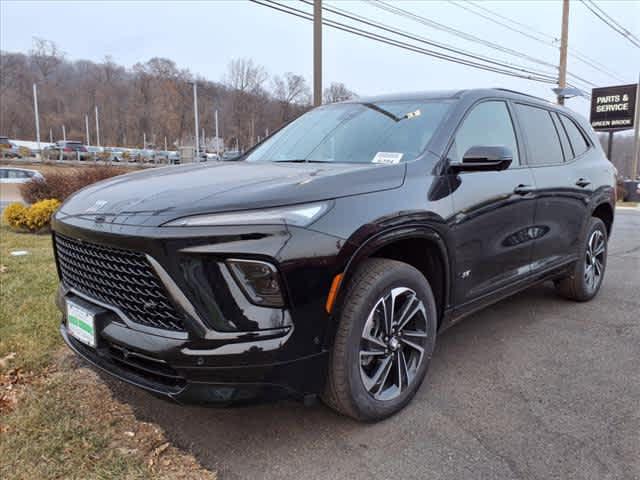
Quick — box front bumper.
[60,322,327,404]
[52,214,348,403]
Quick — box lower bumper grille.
[54,233,186,331]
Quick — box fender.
[330,223,452,330]
[580,186,615,241]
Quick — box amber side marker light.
[326,273,344,313]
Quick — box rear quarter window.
[559,114,590,158]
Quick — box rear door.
[448,100,537,305]
[514,104,590,271]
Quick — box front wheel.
[555,217,608,301]
[322,259,437,421]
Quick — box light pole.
[313,0,322,106]
[62,124,66,142]
[85,114,90,146]
[557,0,569,105]
[33,83,41,153]
[193,83,200,159]
[215,109,220,156]
[95,105,101,147]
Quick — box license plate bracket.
[67,300,97,347]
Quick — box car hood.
[57,161,406,226]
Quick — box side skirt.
[438,258,577,333]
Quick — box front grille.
[55,233,186,331]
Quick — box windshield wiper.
[273,159,335,163]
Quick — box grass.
[0,224,216,479]
[0,226,60,371]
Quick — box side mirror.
[451,145,513,172]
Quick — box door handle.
[575,178,591,188]
[514,184,535,195]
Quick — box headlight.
[227,259,284,307]
[162,201,331,227]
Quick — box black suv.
[53,89,615,421]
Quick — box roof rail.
[493,88,551,103]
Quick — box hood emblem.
[86,200,108,213]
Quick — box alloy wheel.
[585,229,605,292]
[359,287,429,401]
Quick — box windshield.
[245,100,452,164]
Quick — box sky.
[1,0,639,119]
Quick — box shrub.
[20,166,125,203]
[18,146,32,158]
[24,199,61,231]
[3,199,61,232]
[3,203,28,229]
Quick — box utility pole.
[143,132,146,149]
[33,83,41,153]
[193,83,200,158]
[313,0,322,106]
[62,125,66,142]
[557,0,569,105]
[215,109,220,156]
[85,114,90,146]
[49,128,53,143]
[95,106,101,147]
[632,73,640,179]
[164,136,168,152]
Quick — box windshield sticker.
[404,109,421,119]
[372,152,404,164]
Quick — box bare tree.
[226,58,268,94]
[29,37,64,79]
[323,82,357,104]
[273,72,310,122]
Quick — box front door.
[447,100,537,306]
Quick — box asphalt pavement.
[106,209,640,480]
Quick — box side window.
[8,170,26,178]
[559,114,590,158]
[449,101,519,167]
[0,170,7,179]
[551,113,572,162]
[514,104,564,166]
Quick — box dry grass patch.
[0,225,217,479]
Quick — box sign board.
[590,83,637,131]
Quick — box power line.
[581,0,640,49]
[304,0,567,83]
[448,0,625,82]
[250,0,558,84]
[366,0,596,88]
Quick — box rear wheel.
[555,217,608,301]
[322,259,437,421]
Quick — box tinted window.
[551,113,572,162]
[7,170,27,178]
[560,114,589,158]
[449,101,519,166]
[515,104,564,166]
[245,101,451,164]
[0,170,7,179]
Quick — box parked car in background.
[0,167,44,183]
[200,152,220,162]
[48,141,89,160]
[52,89,616,421]
[0,137,21,158]
[168,151,180,164]
[221,150,241,161]
[107,148,125,162]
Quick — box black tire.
[322,258,438,421]
[555,217,608,302]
